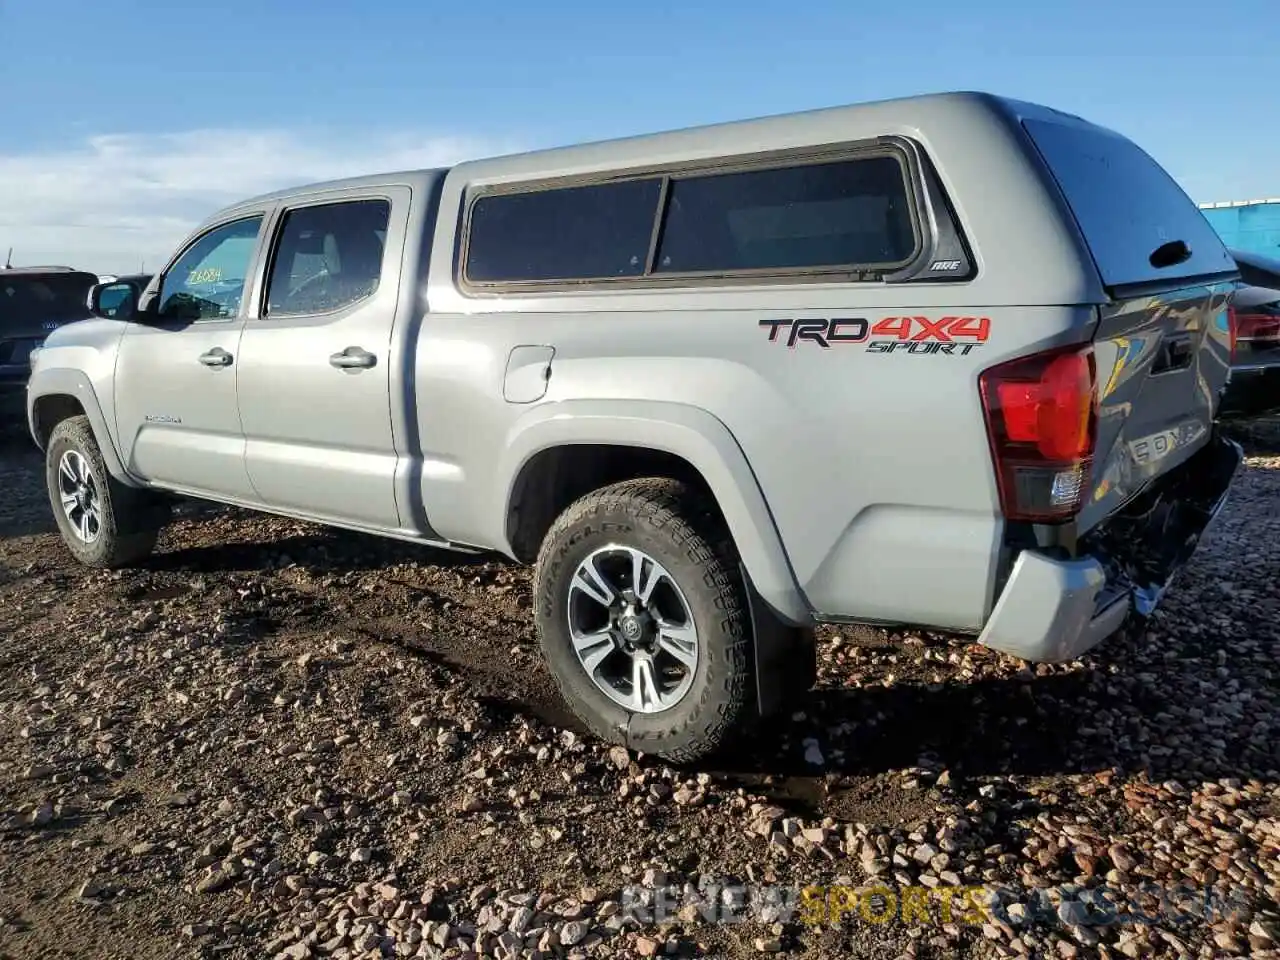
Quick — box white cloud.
[0,128,513,275]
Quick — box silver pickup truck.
[26,92,1243,762]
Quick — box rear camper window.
[465,178,663,283]
[1022,119,1235,290]
[655,156,916,274]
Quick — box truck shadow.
[707,658,1274,819]
[145,515,496,575]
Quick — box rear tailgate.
[1020,116,1239,534]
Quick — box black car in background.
[1,266,99,425]
[1222,249,1280,421]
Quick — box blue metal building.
[1200,199,1280,259]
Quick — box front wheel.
[45,415,166,568]
[533,478,753,764]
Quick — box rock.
[802,739,825,767]
[912,843,939,865]
[1058,901,1089,927]
[350,847,374,864]
[1214,931,1244,953]
[1108,843,1137,872]
[195,869,231,894]
[635,936,661,957]
[755,937,783,953]
[608,746,631,770]
[30,802,55,826]
[1070,925,1100,947]
[560,921,590,947]
[130,842,157,856]
[1073,853,1098,876]
[77,878,106,900]
[509,906,534,935]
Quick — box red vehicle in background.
[1222,249,1280,420]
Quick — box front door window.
[158,217,263,322]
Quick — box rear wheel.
[533,478,753,763]
[45,415,167,567]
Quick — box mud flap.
[742,563,816,718]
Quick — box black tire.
[45,415,167,568]
[533,477,753,764]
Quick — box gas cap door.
[503,345,555,403]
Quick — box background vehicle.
[1221,249,1280,420]
[1,266,97,423]
[24,92,1242,762]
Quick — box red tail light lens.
[1235,311,1280,345]
[1227,306,1239,361]
[979,344,1098,523]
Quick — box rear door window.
[1022,119,1236,290]
[264,199,391,316]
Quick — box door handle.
[199,347,233,368]
[329,346,377,371]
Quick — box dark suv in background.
[1,266,99,427]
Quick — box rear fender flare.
[497,398,812,627]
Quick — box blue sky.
[1,0,1276,271]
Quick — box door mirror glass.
[89,281,139,320]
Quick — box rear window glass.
[1022,119,1235,289]
[0,274,95,326]
[466,179,662,283]
[656,157,916,274]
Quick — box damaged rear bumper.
[977,430,1243,662]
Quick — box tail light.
[979,344,1098,523]
[1235,310,1280,346]
[1227,306,1239,361]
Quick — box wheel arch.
[27,368,138,487]
[497,399,813,627]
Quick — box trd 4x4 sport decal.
[761,316,991,355]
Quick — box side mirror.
[88,280,140,320]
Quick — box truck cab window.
[265,199,391,317]
[158,216,263,322]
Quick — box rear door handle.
[198,347,233,368]
[329,346,377,371]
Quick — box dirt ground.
[0,419,1277,960]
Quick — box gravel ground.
[0,418,1278,960]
